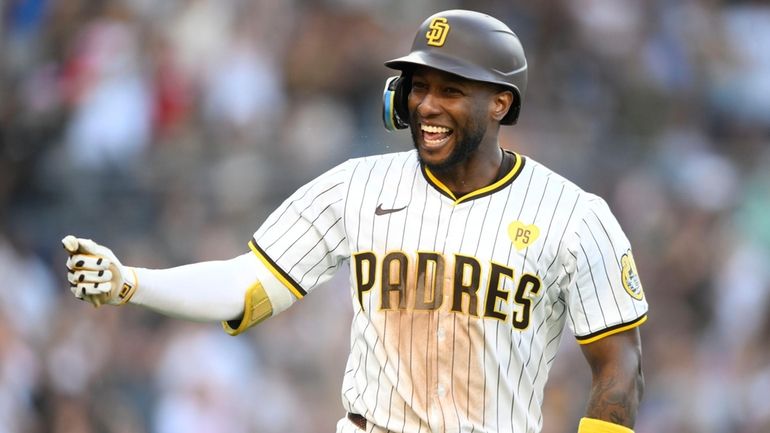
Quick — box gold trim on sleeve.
[248,239,307,299]
[576,315,647,345]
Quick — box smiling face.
[407,66,513,172]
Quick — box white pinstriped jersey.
[248,150,648,433]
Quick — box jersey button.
[437,384,446,396]
[437,328,445,341]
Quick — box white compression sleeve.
[127,252,293,322]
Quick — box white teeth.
[421,124,451,134]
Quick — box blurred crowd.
[1,0,769,432]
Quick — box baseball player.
[64,10,647,433]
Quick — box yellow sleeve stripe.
[248,238,307,299]
[578,417,634,433]
[576,315,647,345]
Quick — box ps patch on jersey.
[507,221,540,251]
[621,250,644,300]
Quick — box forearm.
[129,253,261,322]
[579,329,645,432]
[585,367,643,427]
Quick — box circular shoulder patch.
[621,250,644,300]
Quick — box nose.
[416,92,441,118]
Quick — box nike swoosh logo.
[375,204,407,216]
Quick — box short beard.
[411,113,487,172]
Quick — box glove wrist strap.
[116,267,138,305]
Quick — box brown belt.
[347,412,367,430]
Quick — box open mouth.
[420,123,454,148]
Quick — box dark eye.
[444,87,462,96]
[411,81,427,91]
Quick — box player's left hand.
[63,235,137,307]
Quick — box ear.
[490,90,514,122]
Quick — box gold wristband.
[222,280,273,336]
[578,417,634,433]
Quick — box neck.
[428,142,506,197]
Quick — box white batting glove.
[62,235,137,307]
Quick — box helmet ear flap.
[382,75,411,131]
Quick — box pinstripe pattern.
[250,150,648,433]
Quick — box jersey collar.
[421,151,526,205]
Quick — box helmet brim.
[385,51,519,93]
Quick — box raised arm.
[578,328,644,432]
[62,235,294,335]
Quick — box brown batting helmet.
[382,10,528,131]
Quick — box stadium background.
[1,0,769,432]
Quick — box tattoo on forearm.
[585,374,637,427]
